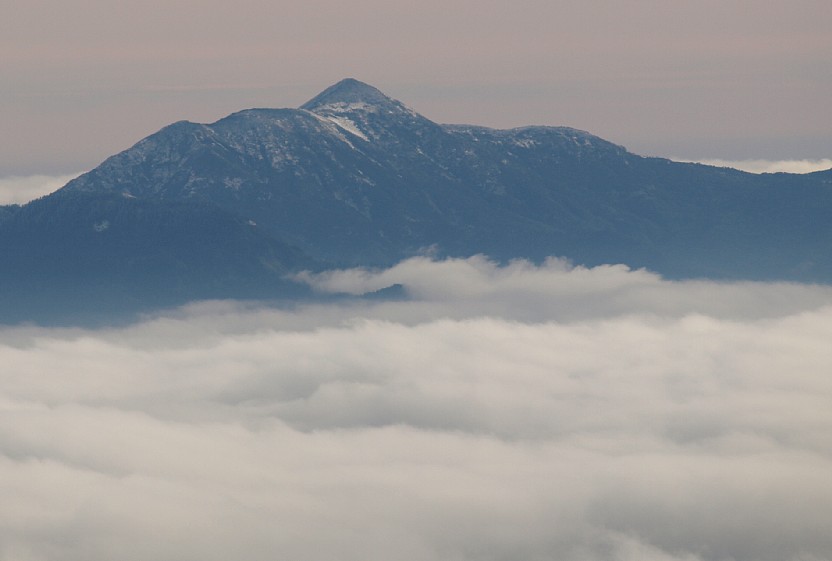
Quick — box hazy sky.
[3,257,832,560]
[2,0,830,175]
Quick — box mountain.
[2,78,832,323]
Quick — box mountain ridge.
[2,79,831,324]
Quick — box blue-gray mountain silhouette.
[2,78,832,323]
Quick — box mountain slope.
[3,78,832,322]
[0,191,313,324]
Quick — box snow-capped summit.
[300,78,441,144]
[301,78,399,112]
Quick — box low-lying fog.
[2,256,831,561]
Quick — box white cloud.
[677,158,832,174]
[0,173,81,205]
[2,258,832,561]
[294,255,832,322]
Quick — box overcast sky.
[2,0,831,175]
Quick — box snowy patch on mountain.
[314,101,379,115]
[224,177,244,190]
[323,115,370,142]
[511,138,538,149]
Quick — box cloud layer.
[0,173,81,205]
[2,257,832,561]
[679,158,832,174]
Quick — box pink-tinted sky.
[2,0,830,174]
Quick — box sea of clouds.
[2,256,831,561]
[0,173,82,205]
[678,158,832,174]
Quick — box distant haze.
[1,0,830,175]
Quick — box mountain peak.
[300,78,397,111]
